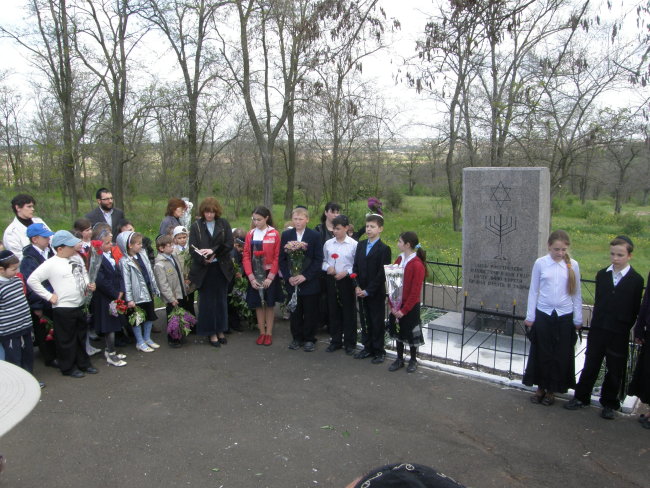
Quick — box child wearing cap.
[322,215,358,354]
[20,223,57,368]
[172,225,189,253]
[26,230,98,378]
[565,236,644,419]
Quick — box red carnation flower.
[331,253,339,260]
[349,273,357,279]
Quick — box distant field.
[1,192,649,283]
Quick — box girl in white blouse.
[523,230,582,406]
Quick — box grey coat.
[116,231,160,304]
[153,253,186,304]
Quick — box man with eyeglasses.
[85,188,126,239]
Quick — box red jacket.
[243,227,281,280]
[395,255,426,315]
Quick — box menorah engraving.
[484,214,517,260]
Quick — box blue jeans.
[132,321,153,345]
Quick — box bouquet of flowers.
[284,240,308,312]
[40,315,55,342]
[82,240,104,306]
[128,306,146,327]
[229,261,255,325]
[167,306,197,341]
[252,247,267,306]
[384,264,404,333]
[180,198,193,228]
[109,298,128,317]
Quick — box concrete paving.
[1,320,648,488]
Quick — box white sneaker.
[106,353,127,367]
[136,343,154,353]
[105,350,127,361]
[86,345,102,356]
[145,340,160,349]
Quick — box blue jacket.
[20,244,54,311]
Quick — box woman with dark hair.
[188,197,234,347]
[314,202,341,331]
[242,206,281,345]
[159,198,188,236]
[314,202,341,245]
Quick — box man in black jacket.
[85,188,125,239]
[565,236,644,419]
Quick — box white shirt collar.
[606,264,630,277]
[398,252,418,268]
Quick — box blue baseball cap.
[51,230,81,248]
[26,223,54,238]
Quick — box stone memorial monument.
[462,167,550,331]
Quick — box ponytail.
[564,253,577,295]
[400,231,429,279]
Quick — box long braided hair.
[548,230,576,295]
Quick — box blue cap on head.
[51,230,81,248]
[26,223,54,238]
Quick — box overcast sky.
[0,0,646,140]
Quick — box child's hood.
[116,231,134,256]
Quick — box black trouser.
[361,294,386,356]
[31,309,57,364]
[290,293,319,343]
[1,330,34,373]
[318,272,329,330]
[326,276,357,349]
[575,328,629,410]
[52,306,91,374]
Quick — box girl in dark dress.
[630,274,650,429]
[387,231,427,373]
[91,227,127,367]
[188,197,234,347]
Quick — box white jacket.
[2,217,49,261]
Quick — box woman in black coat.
[188,197,234,347]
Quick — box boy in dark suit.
[353,214,391,363]
[565,236,644,419]
[279,207,323,352]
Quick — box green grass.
[2,191,649,282]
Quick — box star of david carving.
[490,181,511,208]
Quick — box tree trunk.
[188,97,199,204]
[283,104,296,220]
[60,0,78,216]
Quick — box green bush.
[586,210,617,226]
[621,214,644,236]
[384,187,403,211]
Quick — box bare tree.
[73,0,148,209]
[0,84,27,187]
[139,0,228,203]
[1,0,83,214]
